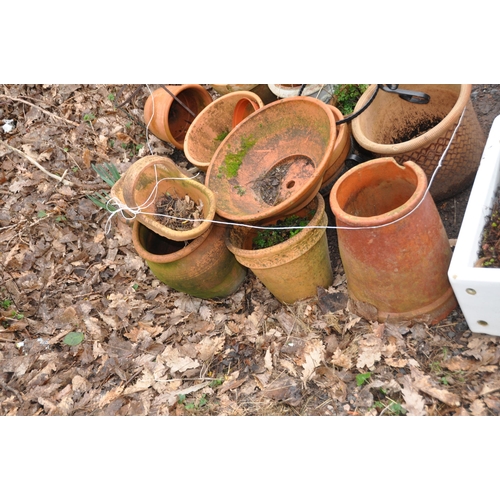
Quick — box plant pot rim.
[329,157,428,227]
[111,155,216,242]
[351,84,472,155]
[184,91,264,170]
[226,193,326,262]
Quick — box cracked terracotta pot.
[184,91,264,171]
[206,96,336,223]
[110,155,216,242]
[132,218,247,299]
[143,85,213,150]
[226,194,333,304]
[351,84,485,201]
[329,157,457,324]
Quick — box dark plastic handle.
[380,84,430,104]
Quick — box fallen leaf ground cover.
[1,84,500,416]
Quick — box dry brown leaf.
[331,347,353,370]
[196,336,224,362]
[401,375,427,416]
[300,339,325,384]
[264,348,273,372]
[469,399,487,416]
[82,148,91,168]
[160,345,200,374]
[411,367,461,407]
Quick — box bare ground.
[1,84,500,416]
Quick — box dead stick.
[0,380,24,403]
[0,94,79,126]
[0,140,77,187]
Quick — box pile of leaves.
[1,84,500,416]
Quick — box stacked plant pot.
[204,96,339,304]
[111,156,247,299]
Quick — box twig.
[0,93,79,127]
[0,380,24,403]
[0,140,77,187]
[0,336,17,342]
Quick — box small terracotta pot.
[184,91,264,171]
[351,84,485,201]
[321,105,351,188]
[144,85,213,150]
[132,218,247,299]
[210,84,277,105]
[110,156,216,242]
[206,96,336,223]
[329,157,457,324]
[226,194,333,304]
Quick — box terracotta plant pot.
[143,85,213,150]
[210,84,277,105]
[351,84,486,201]
[110,156,216,242]
[132,218,247,299]
[184,91,264,171]
[448,115,500,336]
[321,104,351,188]
[329,157,457,324]
[226,194,333,304]
[206,96,337,223]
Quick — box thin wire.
[105,96,467,235]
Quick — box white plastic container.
[448,115,500,335]
[268,84,337,104]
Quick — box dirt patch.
[254,154,315,205]
[390,116,444,144]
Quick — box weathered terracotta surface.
[132,219,247,299]
[184,91,264,171]
[329,157,457,324]
[206,96,336,223]
[110,156,215,242]
[143,85,212,150]
[321,105,351,188]
[351,84,485,201]
[226,194,333,304]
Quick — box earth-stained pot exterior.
[351,84,485,201]
[132,219,247,299]
[206,96,336,223]
[226,194,333,304]
[329,157,457,324]
[321,104,351,188]
[144,85,213,150]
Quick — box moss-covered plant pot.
[132,218,247,299]
[206,96,336,223]
[225,194,333,304]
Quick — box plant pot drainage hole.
[254,154,315,206]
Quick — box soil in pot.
[155,193,203,231]
[476,187,500,268]
[390,116,444,144]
